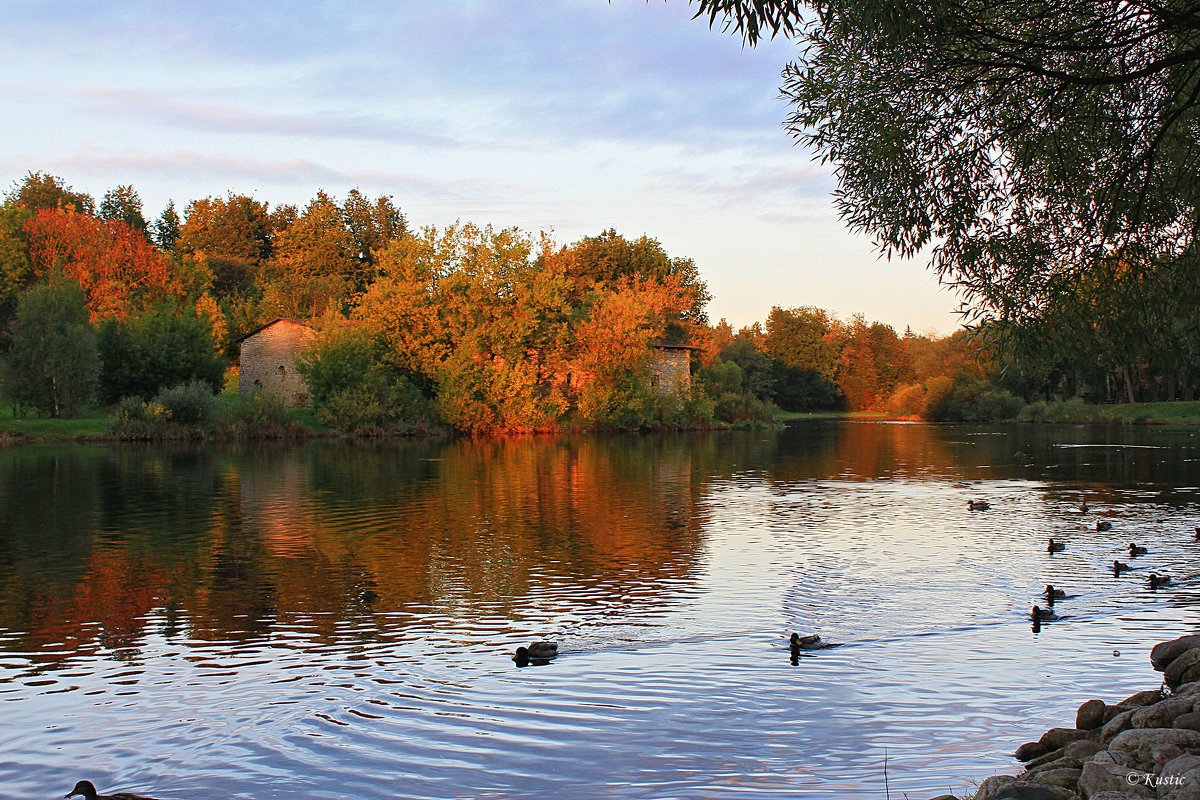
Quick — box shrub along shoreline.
[4,398,1200,446]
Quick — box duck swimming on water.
[1096,520,1112,532]
[1044,585,1068,601]
[65,781,159,800]
[513,641,558,665]
[1149,573,1173,589]
[1031,605,1058,622]
[1047,538,1065,552]
[1129,543,1148,557]
[968,500,991,511]
[790,633,822,650]
[1113,560,1131,574]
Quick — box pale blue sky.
[1,0,961,333]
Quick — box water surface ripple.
[2,422,1200,798]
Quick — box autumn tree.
[24,208,184,321]
[564,228,710,330]
[178,194,273,299]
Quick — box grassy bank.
[0,404,113,440]
[1016,398,1200,425]
[8,398,1200,444]
[0,393,328,443]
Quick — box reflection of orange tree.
[0,433,781,657]
[214,437,708,629]
[18,549,168,664]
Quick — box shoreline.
[7,402,1200,446]
[933,634,1200,800]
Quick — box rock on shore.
[928,634,1200,800]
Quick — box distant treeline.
[0,172,711,432]
[6,170,1167,433]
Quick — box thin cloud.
[48,85,459,147]
[0,147,517,206]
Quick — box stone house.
[235,318,316,405]
[648,340,700,394]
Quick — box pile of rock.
[927,635,1200,800]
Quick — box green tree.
[762,305,839,380]
[152,201,181,251]
[297,320,432,432]
[0,199,33,336]
[5,280,99,417]
[12,171,94,215]
[696,0,1200,320]
[342,189,407,290]
[96,304,227,403]
[99,185,148,237]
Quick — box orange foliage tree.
[24,208,184,321]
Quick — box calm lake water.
[3,421,1200,799]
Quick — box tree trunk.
[1122,365,1136,405]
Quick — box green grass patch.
[1102,400,1200,424]
[0,402,113,439]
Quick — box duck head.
[66,782,98,800]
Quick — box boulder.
[1025,766,1081,789]
[1175,712,1200,731]
[1130,696,1197,729]
[1166,650,1200,689]
[1079,699,1109,730]
[1158,754,1200,800]
[1017,741,1051,761]
[1107,728,1200,769]
[1064,739,1105,760]
[1085,794,1152,800]
[1102,709,1136,746]
[1023,756,1081,780]
[1077,756,1154,798]
[1116,689,1165,708]
[993,782,1075,799]
[975,775,1017,800]
[1176,682,1200,698]
[1152,636,1200,671]
[1040,727,1094,750]
[1155,744,1187,775]
[1025,748,1067,769]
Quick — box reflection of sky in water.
[2,423,1200,798]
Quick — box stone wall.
[649,346,692,394]
[237,319,315,406]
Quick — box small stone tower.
[235,318,316,406]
